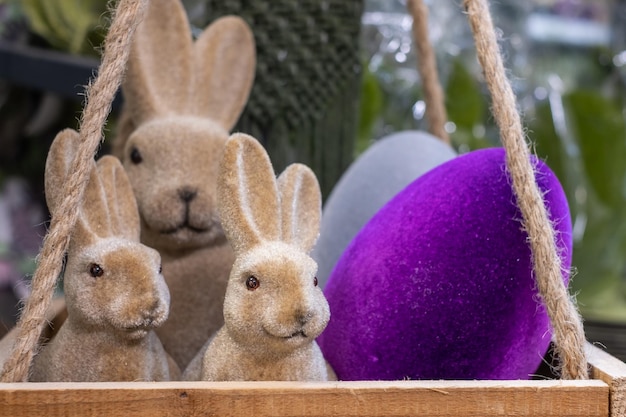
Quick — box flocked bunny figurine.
[187,133,334,381]
[111,0,256,368]
[30,129,179,382]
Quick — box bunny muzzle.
[224,243,331,355]
[119,268,170,339]
[66,239,171,340]
[120,278,170,339]
[262,303,328,346]
[122,117,230,251]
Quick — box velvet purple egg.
[317,148,572,381]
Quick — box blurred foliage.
[529,90,626,322]
[444,59,492,151]
[355,67,384,154]
[19,0,109,56]
[445,59,485,133]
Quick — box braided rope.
[407,0,450,144]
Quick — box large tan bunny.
[30,129,179,382]
[112,0,256,368]
[184,133,334,381]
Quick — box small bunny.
[111,0,256,369]
[30,129,179,382]
[187,133,334,381]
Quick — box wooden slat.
[0,311,620,417]
[0,379,607,417]
[587,343,626,416]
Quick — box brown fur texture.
[111,0,255,369]
[30,129,178,382]
[184,133,334,381]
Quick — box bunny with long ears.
[111,0,256,368]
[31,129,179,382]
[188,133,334,381]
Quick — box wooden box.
[0,302,624,417]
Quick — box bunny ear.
[218,133,280,253]
[45,129,80,215]
[44,129,112,247]
[277,164,322,253]
[96,156,141,242]
[76,165,114,243]
[123,0,193,123]
[192,16,256,130]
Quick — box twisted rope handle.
[463,0,588,379]
[0,0,149,382]
[407,0,450,144]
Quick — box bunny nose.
[178,187,197,203]
[295,310,314,325]
[143,300,163,323]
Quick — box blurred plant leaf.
[573,206,626,322]
[444,58,492,151]
[528,101,568,195]
[530,91,626,321]
[564,90,626,208]
[445,58,485,132]
[21,0,108,56]
[356,66,383,155]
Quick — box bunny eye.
[158,264,163,274]
[130,147,143,164]
[89,263,104,278]
[313,276,318,287]
[246,276,260,291]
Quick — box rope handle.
[407,0,450,144]
[0,0,149,383]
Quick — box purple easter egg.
[317,148,572,381]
